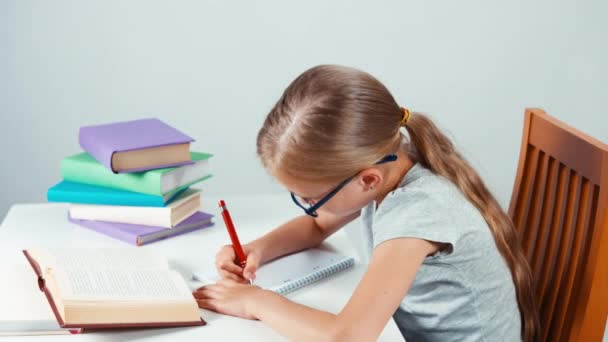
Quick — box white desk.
[0,195,403,341]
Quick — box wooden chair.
[509,108,608,341]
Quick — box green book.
[61,152,212,196]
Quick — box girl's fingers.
[218,261,244,275]
[196,298,218,311]
[218,269,247,283]
[217,278,243,287]
[192,288,210,299]
[215,245,261,281]
[193,285,222,299]
[215,246,235,266]
[243,252,260,280]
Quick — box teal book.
[61,151,212,196]
[47,181,187,207]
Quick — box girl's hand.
[215,244,262,283]
[193,279,267,320]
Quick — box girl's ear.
[356,168,383,191]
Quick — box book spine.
[78,127,115,172]
[61,155,163,196]
[139,221,214,246]
[47,187,165,207]
[68,205,172,228]
[69,218,139,245]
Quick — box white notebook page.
[193,248,355,295]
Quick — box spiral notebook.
[192,248,355,295]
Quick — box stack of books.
[47,118,214,246]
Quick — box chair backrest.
[508,108,608,341]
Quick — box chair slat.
[515,146,540,233]
[550,178,592,341]
[570,185,604,341]
[540,172,581,342]
[530,156,559,283]
[537,164,569,306]
[523,151,550,259]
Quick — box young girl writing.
[193,65,539,341]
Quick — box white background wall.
[1,0,605,219]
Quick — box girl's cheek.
[326,194,368,216]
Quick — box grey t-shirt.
[359,163,522,341]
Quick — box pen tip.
[218,200,226,207]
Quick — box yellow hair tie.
[400,107,411,126]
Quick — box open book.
[192,248,355,295]
[23,248,204,329]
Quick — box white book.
[192,248,355,295]
[161,154,212,194]
[69,188,200,228]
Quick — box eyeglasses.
[290,154,398,217]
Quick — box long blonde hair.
[256,64,539,341]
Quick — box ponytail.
[405,112,540,342]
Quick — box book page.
[39,248,169,271]
[55,269,191,301]
[28,248,190,301]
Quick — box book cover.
[68,211,214,246]
[47,181,186,207]
[61,151,212,196]
[78,118,195,173]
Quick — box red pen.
[218,200,252,284]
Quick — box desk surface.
[0,195,403,341]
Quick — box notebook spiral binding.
[274,258,355,295]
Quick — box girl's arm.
[249,237,439,341]
[247,210,359,264]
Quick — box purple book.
[79,118,195,173]
[68,211,214,246]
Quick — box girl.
[193,65,539,341]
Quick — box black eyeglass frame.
[290,154,398,217]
